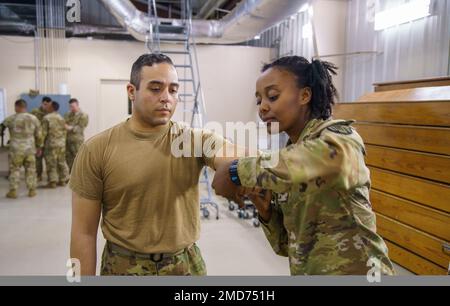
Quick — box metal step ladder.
[146,0,219,220]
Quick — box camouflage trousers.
[66,138,83,171]
[8,151,37,190]
[44,146,69,184]
[101,242,207,276]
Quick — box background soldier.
[31,96,51,181]
[2,99,42,198]
[64,98,88,171]
[42,101,69,188]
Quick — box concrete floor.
[0,172,290,275]
[0,155,412,276]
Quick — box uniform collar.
[125,118,172,141]
[298,118,325,143]
[287,118,324,146]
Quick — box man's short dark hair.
[69,98,79,104]
[42,96,51,103]
[15,99,27,108]
[130,53,174,90]
[52,101,60,111]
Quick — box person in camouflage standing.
[42,101,69,188]
[31,96,51,181]
[2,99,43,198]
[64,98,88,171]
[212,56,395,275]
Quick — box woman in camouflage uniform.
[213,56,395,275]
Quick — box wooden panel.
[385,241,447,275]
[369,167,450,213]
[334,101,450,127]
[357,86,450,102]
[376,213,450,268]
[371,190,450,241]
[354,123,450,155]
[373,76,450,92]
[365,145,450,184]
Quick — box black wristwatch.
[229,159,241,186]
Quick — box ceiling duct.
[100,0,307,44]
[0,21,35,34]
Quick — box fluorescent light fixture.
[302,23,312,39]
[374,0,431,31]
[254,35,261,40]
[298,3,309,13]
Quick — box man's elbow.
[70,230,97,254]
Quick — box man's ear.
[298,87,312,106]
[127,83,136,101]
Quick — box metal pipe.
[6,0,308,45]
[196,0,227,19]
[33,29,39,91]
[151,0,160,52]
[100,0,308,44]
[0,21,34,34]
[0,21,128,36]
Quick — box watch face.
[229,162,241,186]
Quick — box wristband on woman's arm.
[229,159,241,186]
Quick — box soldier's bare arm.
[210,140,246,169]
[212,143,263,205]
[70,191,101,275]
[211,142,249,206]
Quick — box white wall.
[0,36,270,139]
[196,45,268,126]
[66,38,145,138]
[0,36,37,120]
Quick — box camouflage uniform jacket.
[31,107,47,122]
[237,118,395,275]
[64,110,88,142]
[42,112,67,149]
[2,113,43,154]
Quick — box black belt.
[107,241,192,263]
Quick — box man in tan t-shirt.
[69,53,239,276]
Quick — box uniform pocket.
[187,244,207,276]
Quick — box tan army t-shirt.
[69,119,224,254]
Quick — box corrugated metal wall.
[250,0,449,102]
[344,0,450,101]
[252,8,314,61]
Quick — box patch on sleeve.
[327,125,353,135]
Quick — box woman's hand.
[243,189,273,223]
